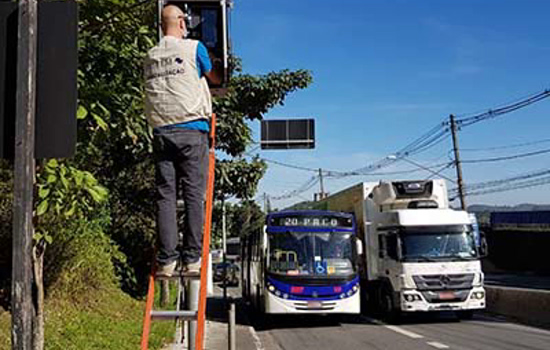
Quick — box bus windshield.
[268,231,355,277]
[400,225,478,261]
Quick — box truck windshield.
[268,231,355,277]
[400,225,478,261]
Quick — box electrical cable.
[457,89,550,127]
[461,138,550,152]
[461,147,550,164]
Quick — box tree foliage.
[0,0,313,301]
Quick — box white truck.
[315,180,486,319]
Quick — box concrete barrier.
[486,285,550,327]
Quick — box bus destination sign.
[271,215,353,228]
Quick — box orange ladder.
[141,114,217,350]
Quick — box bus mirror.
[356,238,363,256]
[262,229,268,253]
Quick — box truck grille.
[420,289,470,303]
[412,274,474,291]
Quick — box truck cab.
[375,209,486,316]
[320,180,486,319]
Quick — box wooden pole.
[12,0,38,349]
[450,115,467,210]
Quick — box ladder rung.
[150,310,197,320]
[154,271,201,280]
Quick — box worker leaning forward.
[144,5,220,277]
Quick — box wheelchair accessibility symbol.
[315,261,327,274]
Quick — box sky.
[230,0,550,209]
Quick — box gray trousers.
[153,128,209,265]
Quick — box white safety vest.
[144,37,212,128]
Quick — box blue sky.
[231,0,550,209]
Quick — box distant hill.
[468,204,550,213]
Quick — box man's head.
[161,5,187,38]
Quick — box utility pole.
[263,192,267,213]
[12,0,38,349]
[318,168,325,200]
[450,114,467,210]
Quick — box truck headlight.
[472,291,485,300]
[403,293,422,302]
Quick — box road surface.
[219,283,550,350]
[248,310,550,350]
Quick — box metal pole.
[12,1,38,349]
[222,199,227,302]
[228,301,236,350]
[187,278,200,350]
[450,115,467,210]
[318,168,325,200]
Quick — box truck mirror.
[396,236,403,261]
[378,236,385,258]
[479,233,489,258]
[355,238,363,256]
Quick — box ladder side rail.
[140,264,157,350]
[195,114,217,350]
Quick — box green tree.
[0,0,313,310]
[76,0,313,296]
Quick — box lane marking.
[427,342,450,349]
[365,317,425,339]
[384,324,425,339]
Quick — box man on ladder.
[144,4,220,277]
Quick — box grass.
[0,283,178,350]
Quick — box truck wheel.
[456,310,474,320]
[381,288,400,323]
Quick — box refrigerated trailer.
[314,180,487,319]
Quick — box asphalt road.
[219,279,550,350]
[247,311,550,350]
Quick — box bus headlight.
[283,293,289,299]
[352,285,358,292]
[268,285,275,292]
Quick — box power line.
[461,137,550,152]
[461,147,550,164]
[456,89,550,127]
[451,168,550,194]
[270,176,320,201]
[452,176,550,199]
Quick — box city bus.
[242,210,361,314]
